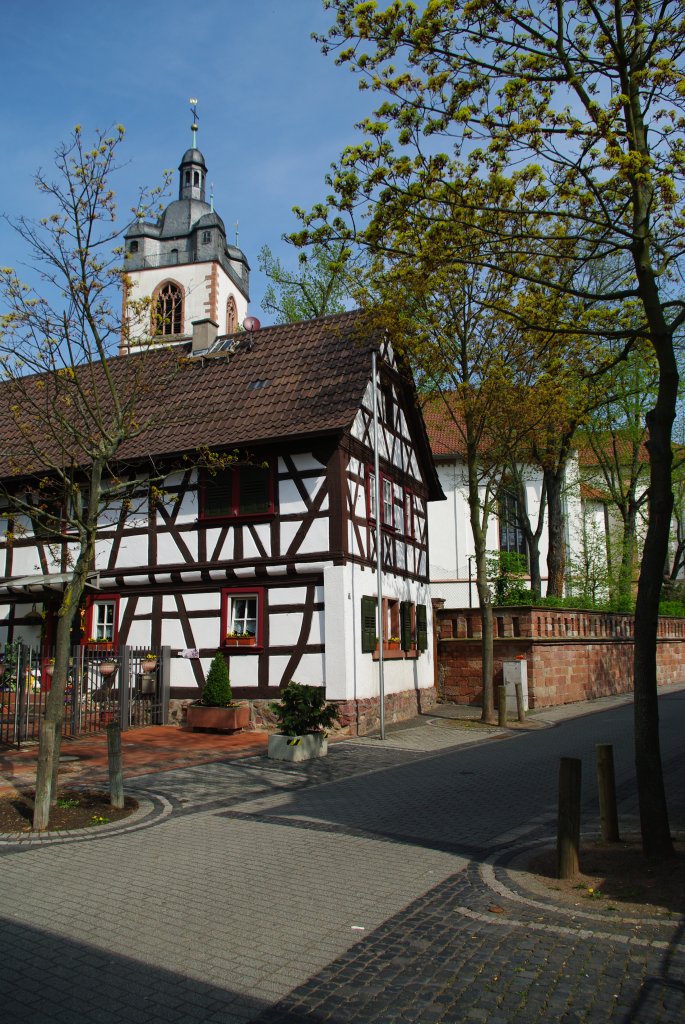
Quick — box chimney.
[191,318,219,355]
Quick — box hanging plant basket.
[99,660,117,678]
[142,658,157,673]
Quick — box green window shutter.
[400,601,413,650]
[204,468,232,517]
[417,604,428,651]
[361,596,377,653]
[238,465,271,514]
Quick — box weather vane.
[235,221,239,246]
[189,98,199,145]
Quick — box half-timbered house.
[0,309,443,731]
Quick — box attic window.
[129,240,139,253]
[247,379,270,391]
[202,231,211,244]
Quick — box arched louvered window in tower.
[226,295,238,334]
[155,281,183,337]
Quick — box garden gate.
[0,643,171,747]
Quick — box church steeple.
[122,104,250,354]
[178,147,207,202]
[179,99,207,201]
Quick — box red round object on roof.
[243,316,261,332]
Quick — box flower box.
[224,637,256,647]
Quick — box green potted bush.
[267,681,339,762]
[186,653,249,732]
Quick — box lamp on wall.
[25,604,42,624]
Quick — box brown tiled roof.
[580,481,609,501]
[422,397,467,458]
[575,435,650,468]
[0,312,377,478]
[0,311,444,504]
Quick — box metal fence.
[0,643,170,747]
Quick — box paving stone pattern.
[0,691,683,1023]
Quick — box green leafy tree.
[258,242,352,323]
[0,128,186,829]
[304,0,685,860]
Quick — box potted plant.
[186,653,249,732]
[385,635,401,650]
[267,681,339,762]
[141,652,157,673]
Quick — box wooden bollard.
[596,743,620,842]
[107,723,125,810]
[515,682,526,722]
[498,685,507,727]
[557,756,581,878]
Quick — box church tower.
[121,108,250,353]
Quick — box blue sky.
[0,1,372,324]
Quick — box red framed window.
[221,587,264,648]
[202,462,274,519]
[84,595,120,645]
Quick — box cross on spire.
[189,98,199,146]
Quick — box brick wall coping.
[437,606,685,642]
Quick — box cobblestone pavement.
[0,689,683,1023]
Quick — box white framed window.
[86,597,119,643]
[382,477,393,527]
[231,595,257,636]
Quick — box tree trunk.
[525,531,542,600]
[633,371,676,860]
[464,423,496,723]
[32,580,83,830]
[545,468,566,597]
[477,573,495,723]
[33,491,101,830]
[617,504,639,611]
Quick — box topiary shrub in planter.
[186,654,249,732]
[267,682,339,762]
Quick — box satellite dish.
[243,316,261,333]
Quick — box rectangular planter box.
[267,733,328,762]
[186,703,250,733]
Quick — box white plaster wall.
[285,454,325,473]
[156,529,198,565]
[294,519,329,555]
[284,651,325,685]
[227,655,259,688]
[127,263,248,342]
[324,563,434,702]
[169,657,202,688]
[268,586,307,606]
[428,458,552,604]
[214,271,249,333]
